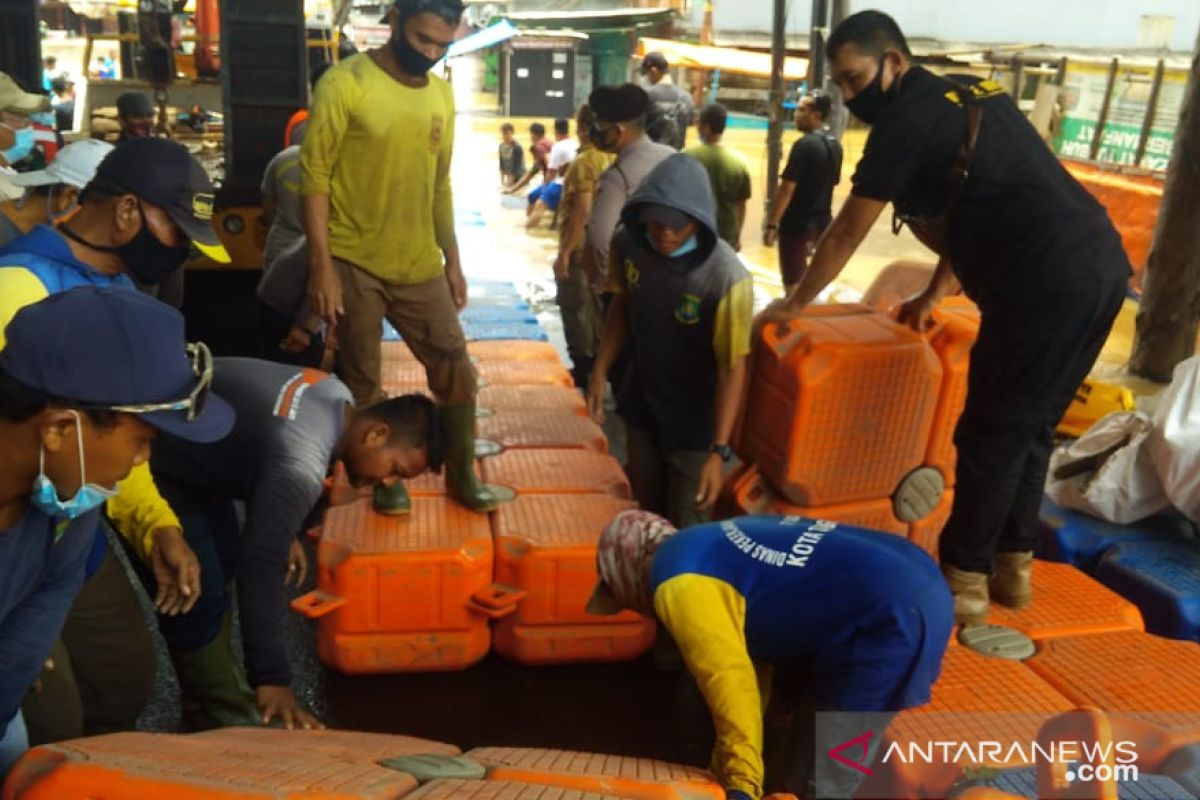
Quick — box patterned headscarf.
[586,509,678,616]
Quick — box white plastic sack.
[1148,356,1200,523]
[1046,410,1170,523]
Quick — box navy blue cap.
[0,286,234,443]
[639,203,692,231]
[89,138,223,251]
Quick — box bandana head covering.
[586,510,678,616]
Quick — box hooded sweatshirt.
[608,154,753,451]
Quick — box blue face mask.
[670,235,699,257]
[30,410,119,520]
[45,185,77,223]
[29,112,55,128]
[1,127,35,166]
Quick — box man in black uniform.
[759,10,1130,625]
[764,92,843,294]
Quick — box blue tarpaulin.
[447,20,518,59]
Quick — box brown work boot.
[990,551,1034,610]
[942,565,990,626]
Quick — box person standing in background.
[763,92,842,295]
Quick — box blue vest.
[0,225,134,294]
[0,225,135,579]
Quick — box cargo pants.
[334,257,476,407]
[555,249,603,387]
[624,424,711,529]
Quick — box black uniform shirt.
[851,66,1130,301]
[780,129,843,233]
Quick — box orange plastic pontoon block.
[405,779,626,800]
[476,361,573,388]
[468,340,562,364]
[714,464,907,536]
[4,728,457,800]
[478,385,588,417]
[1028,630,1200,733]
[477,411,607,453]
[491,494,653,664]
[465,747,723,800]
[924,296,979,487]
[862,645,1074,799]
[986,560,1144,640]
[482,450,631,498]
[293,497,508,674]
[735,304,942,507]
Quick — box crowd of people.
[0,5,1133,800]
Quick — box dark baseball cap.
[639,203,692,231]
[88,138,230,263]
[383,0,464,24]
[640,51,668,73]
[116,91,154,117]
[0,286,234,443]
[588,84,651,123]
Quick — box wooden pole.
[1130,25,1200,381]
[1134,59,1165,167]
[1089,57,1119,161]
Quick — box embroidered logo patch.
[674,293,701,324]
[191,192,214,221]
[430,114,445,149]
[624,259,640,291]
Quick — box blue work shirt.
[0,507,97,726]
[649,515,954,797]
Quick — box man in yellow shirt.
[301,0,511,514]
[0,138,241,740]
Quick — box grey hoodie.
[609,153,753,451]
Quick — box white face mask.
[29,410,119,520]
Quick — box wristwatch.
[709,443,733,462]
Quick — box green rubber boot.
[443,402,515,512]
[373,480,412,515]
[169,611,260,731]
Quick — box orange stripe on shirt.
[274,368,327,420]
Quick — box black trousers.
[939,277,1127,574]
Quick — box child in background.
[498,123,525,187]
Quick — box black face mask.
[391,30,439,75]
[845,57,898,125]
[61,202,191,285]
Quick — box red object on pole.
[195,0,221,77]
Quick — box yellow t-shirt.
[300,53,456,285]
